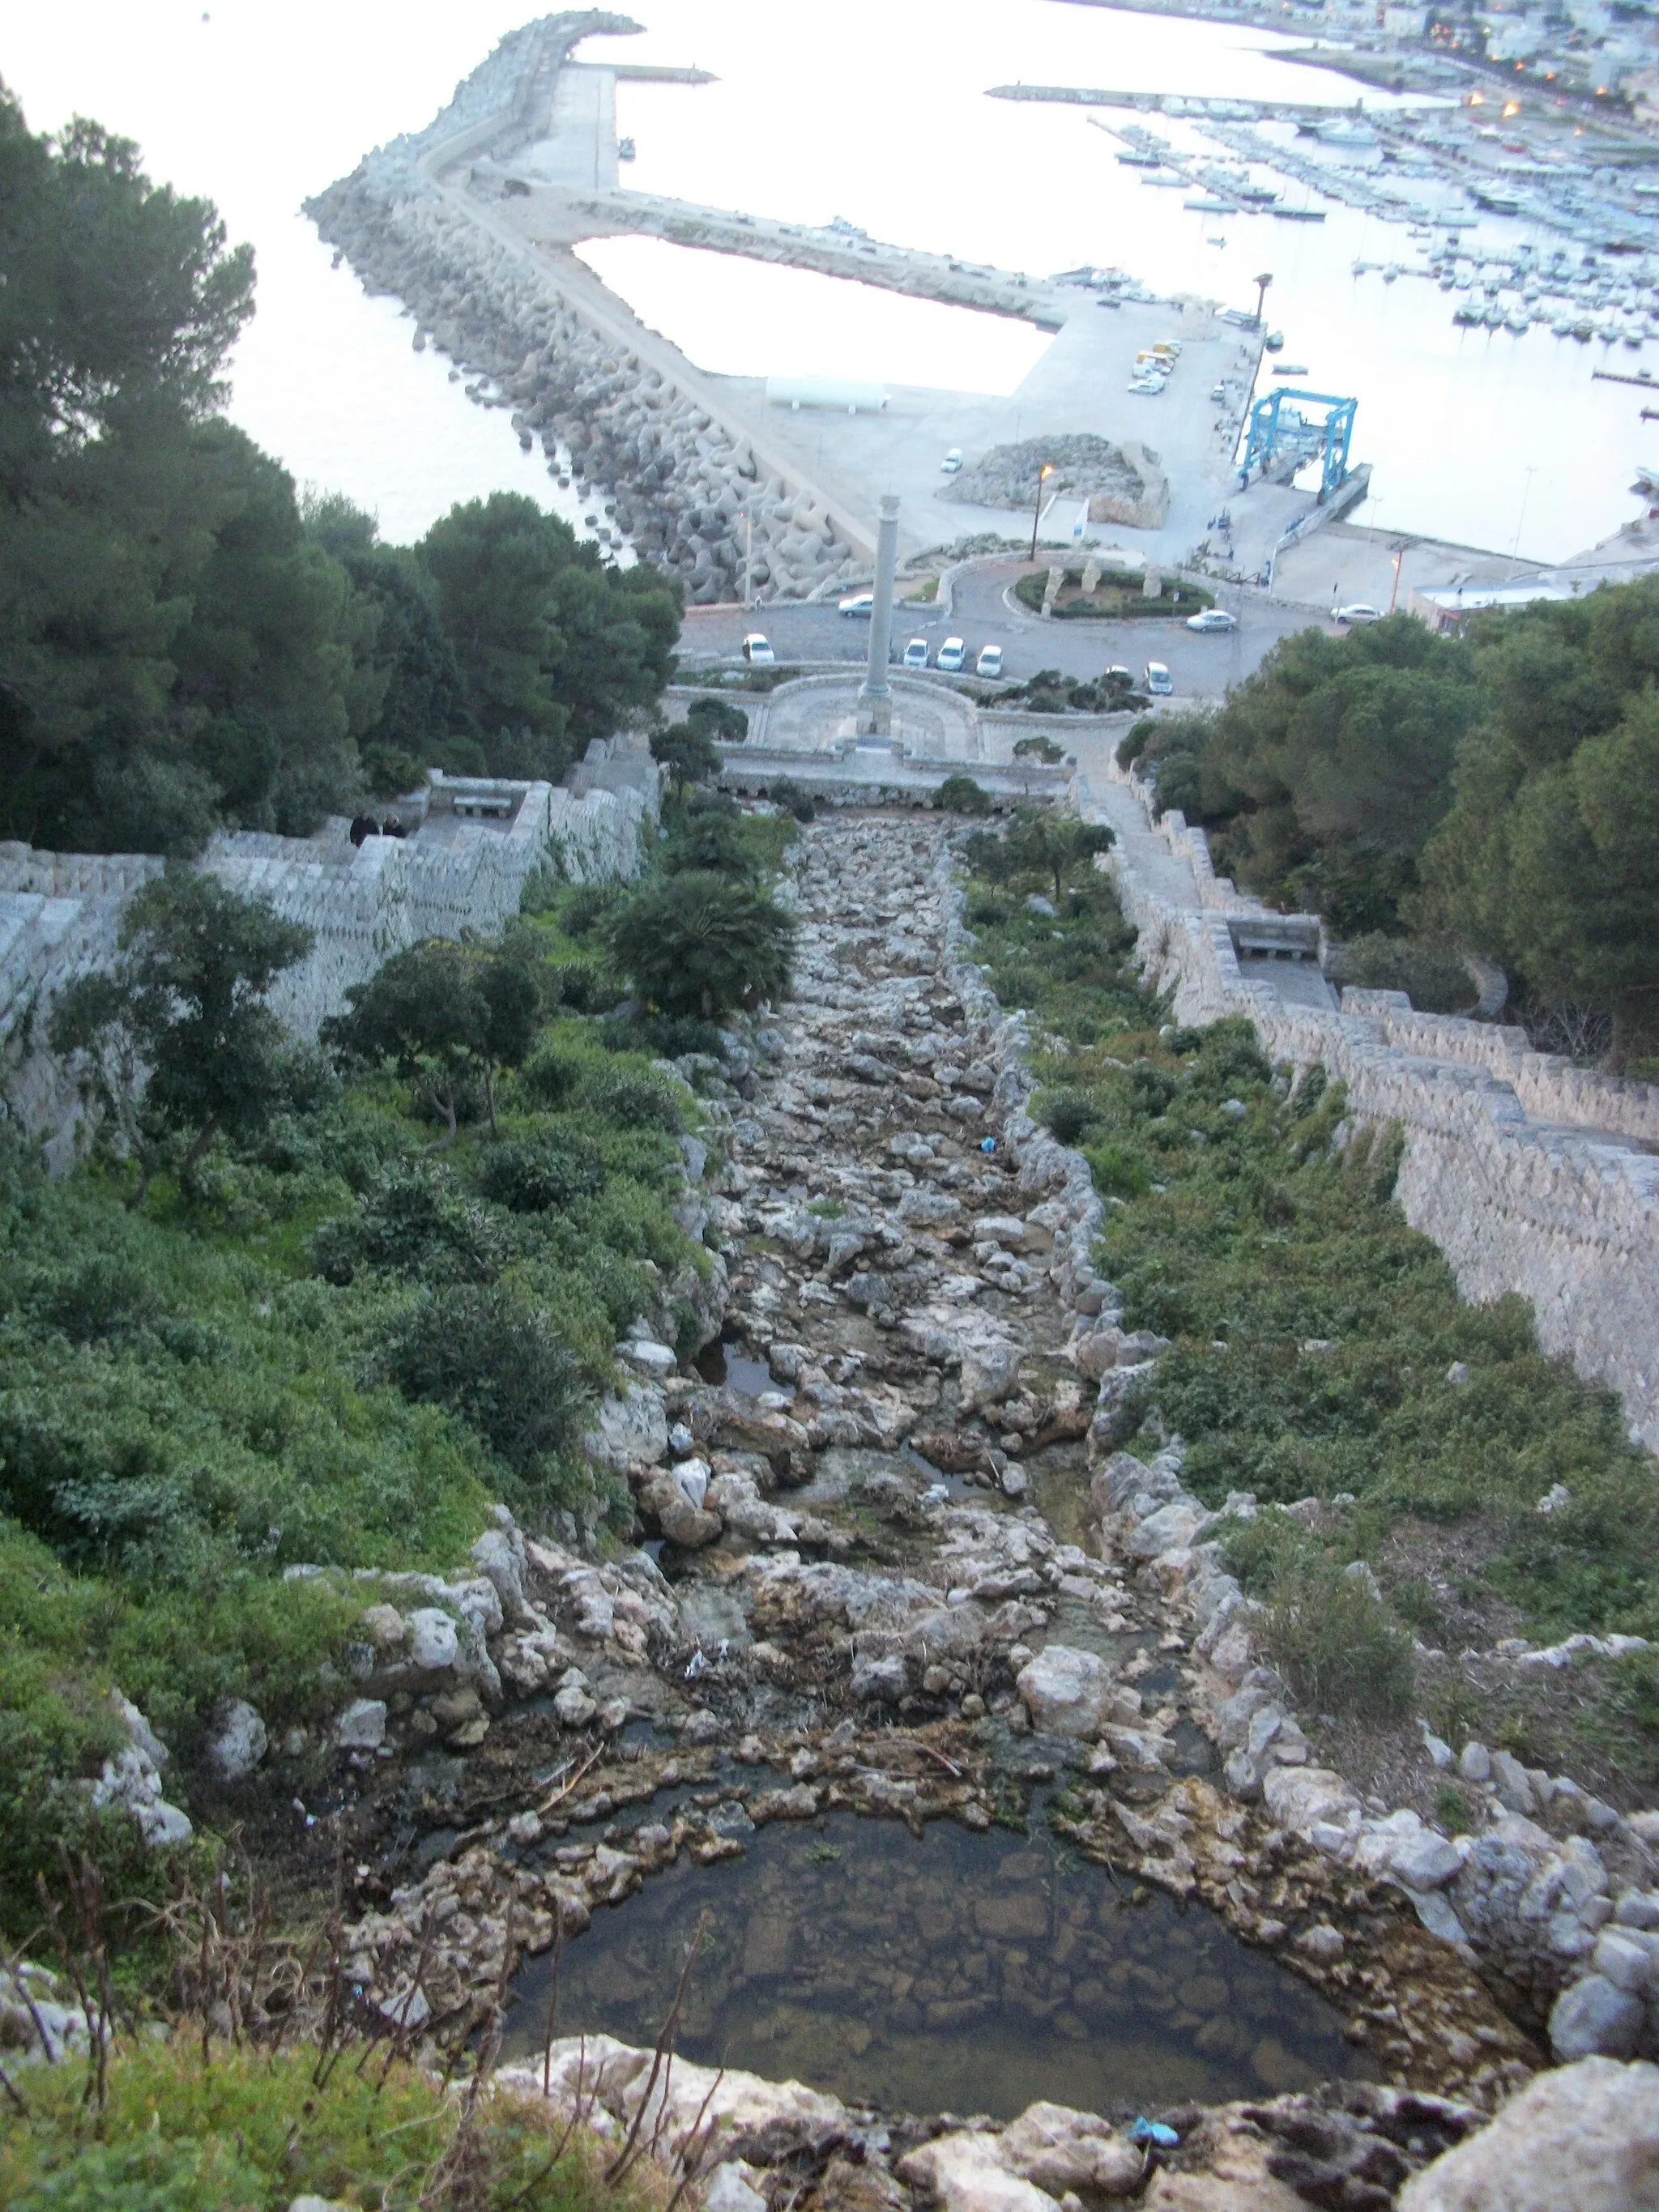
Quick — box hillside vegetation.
[1119,587,1659,1065]
[962,835,1659,1790]
[0,788,801,1933]
[0,88,680,857]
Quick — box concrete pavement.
[678,560,1325,703]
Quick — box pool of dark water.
[694,1338,775,1396]
[504,1810,1371,2119]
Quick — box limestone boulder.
[1550,1974,1646,2061]
[1017,1646,1117,1739]
[333,1698,387,1750]
[500,2034,847,2165]
[898,2131,1060,2212]
[1261,1765,1363,1849]
[203,1699,268,1783]
[586,1384,669,1469]
[996,2102,1143,2198]
[1398,2056,1659,2210]
[639,1470,723,1550]
[960,1340,1022,1412]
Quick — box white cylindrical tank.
[765,376,889,414]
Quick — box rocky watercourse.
[15,813,1659,2206]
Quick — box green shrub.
[1264,1556,1417,1719]
[360,742,424,798]
[574,1063,685,1134]
[377,1284,586,1481]
[650,721,721,793]
[684,695,749,743]
[767,778,818,822]
[1039,1090,1103,1145]
[1326,932,1476,1015]
[662,812,762,880]
[560,881,625,940]
[476,1128,606,1213]
[610,871,796,1018]
[600,1012,725,1060]
[936,774,992,815]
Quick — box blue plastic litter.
[1128,2119,1179,2149]
[979,1136,996,1153]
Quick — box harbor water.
[8,1,1656,556]
[501,1807,1373,2117]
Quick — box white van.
[976,643,1004,679]
[940,448,963,473]
[742,633,775,666]
[936,637,966,671]
[1144,661,1174,695]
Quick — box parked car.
[1144,661,1174,695]
[1128,377,1165,395]
[940,448,963,474]
[742,633,775,665]
[1332,603,1383,624]
[1185,608,1238,633]
[976,643,1004,679]
[902,637,930,668]
[936,637,966,671]
[838,592,875,617]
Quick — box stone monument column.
[856,494,901,737]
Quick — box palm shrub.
[609,870,795,1018]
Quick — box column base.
[855,696,892,737]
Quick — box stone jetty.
[305,11,872,604]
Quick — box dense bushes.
[1118,581,1659,1058]
[0,886,706,1929]
[1417,578,1659,1063]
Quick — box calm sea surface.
[10,0,1655,557]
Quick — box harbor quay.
[308,11,1343,606]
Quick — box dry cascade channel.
[343,813,1570,2206]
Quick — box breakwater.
[305,13,868,605]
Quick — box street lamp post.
[1509,467,1537,579]
[1030,463,1054,563]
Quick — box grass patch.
[0,2035,662,2212]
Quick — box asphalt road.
[677,560,1329,705]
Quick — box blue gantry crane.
[1240,388,1358,502]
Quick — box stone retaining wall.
[1081,762,1659,1453]
[0,755,651,1170]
